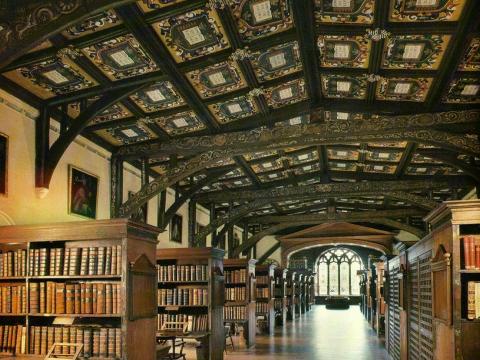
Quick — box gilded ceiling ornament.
[365,28,390,42]
[57,46,81,60]
[247,88,265,99]
[230,48,252,61]
[366,74,382,83]
[207,0,231,9]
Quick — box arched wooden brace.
[234,215,425,257]
[258,242,281,265]
[193,198,272,247]
[117,127,478,219]
[0,0,135,69]
[39,83,149,189]
[160,167,233,230]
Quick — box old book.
[55,283,65,314]
[96,283,105,314]
[112,283,117,314]
[80,282,86,314]
[30,282,39,313]
[115,328,122,358]
[476,282,480,319]
[34,326,41,355]
[49,249,56,276]
[97,247,105,275]
[74,283,81,314]
[63,248,70,276]
[85,283,92,314]
[92,284,97,314]
[80,247,89,275]
[61,327,69,354]
[39,282,45,313]
[69,248,79,275]
[83,328,92,357]
[39,248,47,276]
[88,247,97,275]
[55,248,64,276]
[116,245,122,275]
[69,327,76,355]
[107,328,115,357]
[47,327,54,356]
[468,281,476,320]
[46,282,53,313]
[40,326,47,354]
[65,283,75,314]
[76,327,84,357]
[476,241,480,270]
[92,329,100,357]
[105,246,112,275]
[99,328,107,357]
[105,283,112,314]
[54,327,62,354]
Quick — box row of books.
[30,282,121,315]
[225,269,247,284]
[256,275,270,285]
[0,250,27,277]
[29,246,122,276]
[467,281,480,320]
[462,236,480,270]
[224,305,246,320]
[225,287,246,301]
[157,287,208,306]
[0,284,27,314]
[256,302,269,314]
[157,314,208,332]
[157,265,208,282]
[29,326,121,358]
[0,325,25,354]
[256,288,269,298]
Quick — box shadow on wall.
[0,211,15,225]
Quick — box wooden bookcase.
[306,273,315,312]
[223,259,256,348]
[295,273,303,315]
[156,247,225,360]
[0,219,159,360]
[424,200,480,360]
[286,270,296,320]
[255,264,275,335]
[295,269,313,313]
[374,260,386,336]
[273,268,287,326]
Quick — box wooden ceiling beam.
[394,142,418,178]
[193,178,471,203]
[116,110,480,158]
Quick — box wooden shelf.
[158,305,208,308]
[460,270,480,274]
[28,313,122,318]
[158,280,208,284]
[28,275,121,280]
[0,277,26,280]
[0,313,27,316]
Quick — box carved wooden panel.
[388,265,401,360]
[129,253,157,320]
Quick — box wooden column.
[227,202,234,257]
[158,190,166,228]
[35,106,50,189]
[110,155,124,218]
[188,199,197,247]
[210,203,217,247]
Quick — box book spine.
[468,281,476,320]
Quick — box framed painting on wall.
[68,165,99,219]
[128,190,148,223]
[170,214,183,243]
[0,133,7,196]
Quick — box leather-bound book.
[47,327,54,356]
[83,328,92,358]
[116,245,122,275]
[69,248,79,276]
[108,328,115,357]
[96,283,105,314]
[97,247,105,275]
[53,327,62,353]
[92,329,100,357]
[55,283,66,314]
[80,282,86,314]
[49,249,56,276]
[46,282,53,314]
[40,326,47,354]
[76,327,84,357]
[61,327,69,355]
[112,246,117,277]
[105,246,112,275]
[34,326,41,355]
[80,247,89,275]
[69,327,76,355]
[29,283,39,313]
[475,239,480,270]
[468,281,476,320]
[88,247,97,275]
[74,283,81,314]
[105,283,112,314]
[99,328,107,357]
[39,282,45,313]
[85,283,92,314]
[92,284,97,314]
[476,282,480,319]
[115,328,122,358]
[65,284,75,314]
[63,248,70,276]
[55,248,64,276]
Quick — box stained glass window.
[315,248,363,296]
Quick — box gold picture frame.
[68,165,99,219]
[0,133,7,197]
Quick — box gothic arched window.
[315,248,363,296]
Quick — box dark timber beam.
[258,243,281,265]
[110,156,124,218]
[0,0,136,69]
[116,110,480,158]
[194,179,472,203]
[161,167,232,229]
[35,106,50,189]
[41,83,148,188]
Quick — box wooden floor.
[224,305,389,360]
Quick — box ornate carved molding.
[0,1,135,69]
[194,179,471,203]
[116,110,480,158]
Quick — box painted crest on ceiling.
[231,0,294,42]
[250,42,302,82]
[154,111,206,135]
[130,81,185,112]
[153,7,230,62]
[376,77,432,101]
[62,10,121,38]
[318,35,371,68]
[382,34,450,69]
[314,0,375,24]
[389,0,466,22]
[458,37,480,71]
[82,35,158,80]
[265,78,307,108]
[321,75,367,99]
[444,77,480,103]
[208,95,258,122]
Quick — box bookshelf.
[295,273,303,316]
[295,269,313,313]
[0,219,159,360]
[286,270,296,320]
[156,247,225,360]
[306,272,315,312]
[223,258,256,348]
[255,264,275,335]
[273,268,287,326]
[424,200,480,359]
[374,260,385,336]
